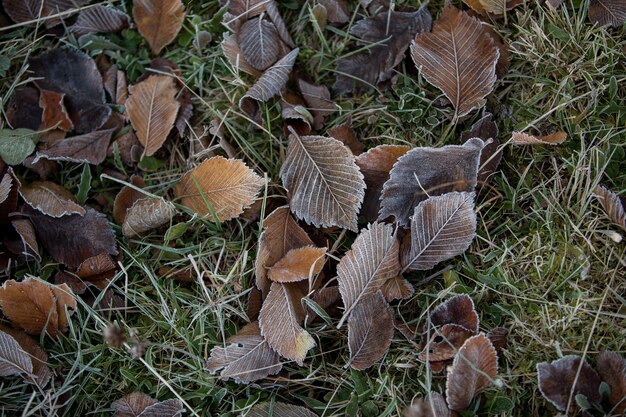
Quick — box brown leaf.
[240,48,299,122]
[347,291,393,370]
[75,253,117,287]
[112,392,184,417]
[446,333,498,411]
[511,131,567,145]
[27,206,117,268]
[419,324,474,362]
[133,0,185,55]
[248,402,318,417]
[69,5,130,37]
[429,294,480,333]
[281,94,312,136]
[381,276,414,302]
[126,75,180,157]
[536,355,602,412]
[113,176,146,225]
[221,32,263,78]
[175,156,264,222]
[6,86,42,130]
[238,17,283,71]
[123,197,176,237]
[280,132,365,231]
[38,90,73,132]
[268,246,327,283]
[594,185,625,231]
[0,324,50,387]
[327,122,364,155]
[486,327,508,353]
[404,392,451,417]
[318,0,349,24]
[411,7,498,118]
[596,350,626,414]
[356,144,410,221]
[258,281,315,365]
[0,168,20,224]
[336,222,400,327]
[334,7,432,94]
[226,0,268,19]
[298,79,335,130]
[0,278,76,337]
[109,131,142,166]
[174,90,193,137]
[306,286,341,325]
[207,321,282,383]
[19,181,85,218]
[588,0,626,27]
[2,0,89,27]
[463,0,525,16]
[460,114,501,183]
[255,206,314,296]
[33,129,115,165]
[0,328,33,379]
[380,139,483,227]
[482,25,510,79]
[9,219,40,262]
[264,0,295,48]
[29,48,110,134]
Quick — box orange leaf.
[133,0,185,55]
[268,246,327,283]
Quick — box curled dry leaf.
[280,132,365,231]
[0,168,19,224]
[255,206,314,296]
[133,0,185,55]
[123,197,176,238]
[238,17,283,71]
[460,114,501,183]
[19,181,85,218]
[248,402,318,417]
[588,0,626,27]
[0,278,76,337]
[258,281,315,365]
[75,253,117,289]
[336,222,400,327]
[411,7,498,119]
[29,48,110,134]
[356,144,410,221]
[446,333,498,411]
[239,48,299,122]
[381,276,414,302]
[69,6,131,37]
[327,122,364,155]
[595,350,626,414]
[419,324,474,362]
[0,325,50,387]
[268,246,327,283]
[113,175,146,225]
[112,392,184,417]
[404,392,451,417]
[379,139,483,227]
[511,131,567,145]
[207,321,282,383]
[175,156,264,222]
[536,355,602,412]
[594,185,625,230]
[334,7,432,94]
[33,128,115,165]
[126,75,180,157]
[430,294,480,333]
[298,79,335,130]
[38,90,73,132]
[347,291,393,370]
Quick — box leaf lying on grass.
[112,391,184,417]
[594,184,625,230]
[0,325,51,387]
[19,181,85,217]
[133,0,185,55]
[511,131,567,145]
[69,6,131,37]
[267,246,327,283]
[588,0,626,27]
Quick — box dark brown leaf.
[595,350,626,414]
[588,0,626,27]
[318,0,349,24]
[238,17,282,71]
[19,181,85,217]
[69,5,130,37]
[0,324,50,387]
[327,122,364,155]
[33,129,115,165]
[404,392,451,417]
[3,0,89,27]
[486,327,508,353]
[460,114,501,184]
[9,219,40,262]
[381,276,414,302]
[113,175,146,225]
[430,294,480,333]
[112,392,184,417]
[298,79,335,130]
[6,86,42,130]
[419,324,474,362]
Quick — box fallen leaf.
[0,324,50,387]
[69,6,131,37]
[6,86,42,131]
[410,7,498,118]
[482,25,510,79]
[109,131,143,166]
[174,90,193,137]
[33,129,115,165]
[380,139,483,227]
[312,3,327,29]
[306,286,341,324]
[248,402,318,417]
[446,333,498,411]
[133,0,185,55]
[9,219,41,262]
[27,206,118,268]
[268,246,327,283]
[381,276,414,302]
[327,122,364,155]
[418,324,474,362]
[29,48,111,134]
[336,222,400,327]
[594,185,625,231]
[0,329,32,379]
[463,0,525,16]
[280,131,365,231]
[2,0,89,27]
[486,327,509,353]
[347,291,393,370]
[113,176,147,225]
[75,252,116,289]
[460,114,501,183]
[175,156,264,222]
[536,355,602,412]
[0,278,76,337]
[318,0,349,24]
[334,7,432,94]
[298,79,335,130]
[238,17,283,71]
[255,206,314,296]
[0,128,38,166]
[126,75,180,157]
[38,90,73,132]
[240,48,299,122]
[207,321,282,383]
[588,0,626,27]
[281,94,313,136]
[511,131,567,145]
[221,32,263,78]
[19,181,85,218]
[429,294,480,333]
[226,0,268,19]
[264,0,295,47]
[123,197,176,237]
[595,350,626,414]
[112,392,184,417]
[0,168,20,224]
[258,281,315,365]
[356,144,410,221]
[404,392,451,417]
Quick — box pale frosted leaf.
[379,139,483,227]
[112,392,157,416]
[238,17,282,71]
[175,156,264,222]
[248,402,318,417]
[446,333,498,411]
[268,246,327,283]
[595,350,626,414]
[404,392,451,417]
[265,0,294,47]
[0,325,50,387]
[126,75,180,157]
[69,6,130,37]
[221,32,263,77]
[594,185,625,230]
[19,181,85,217]
[0,330,32,378]
[381,276,414,302]
[319,0,349,23]
[347,291,393,370]
[403,192,477,272]
[207,321,282,383]
[133,0,185,54]
[113,175,146,225]
[410,7,498,118]
[122,197,176,237]
[10,219,40,262]
[0,172,12,205]
[589,0,626,26]
[280,132,365,231]
[430,294,479,333]
[140,399,184,416]
[511,131,567,145]
[337,222,400,327]
[33,129,115,165]
[298,79,335,130]
[258,281,315,365]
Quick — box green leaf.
[76,164,92,205]
[0,128,38,165]
[575,394,591,410]
[164,223,189,241]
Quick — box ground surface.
[0,0,625,416]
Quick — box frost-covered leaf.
[123,197,176,237]
[594,185,625,231]
[268,246,327,283]
[418,324,474,362]
[298,79,335,130]
[0,329,32,378]
[20,181,85,218]
[381,276,414,302]
[410,7,498,118]
[463,0,525,16]
[33,129,115,165]
[280,132,365,231]
[69,6,130,37]
[0,325,50,387]
[511,131,567,145]
[318,0,349,24]
[595,350,626,414]
[133,0,184,55]
[588,0,626,27]
[112,392,184,417]
[0,128,38,166]
[222,32,263,78]
[238,17,282,71]
[429,295,480,334]
[460,114,501,184]
[404,392,450,417]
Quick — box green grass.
[0,0,625,416]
